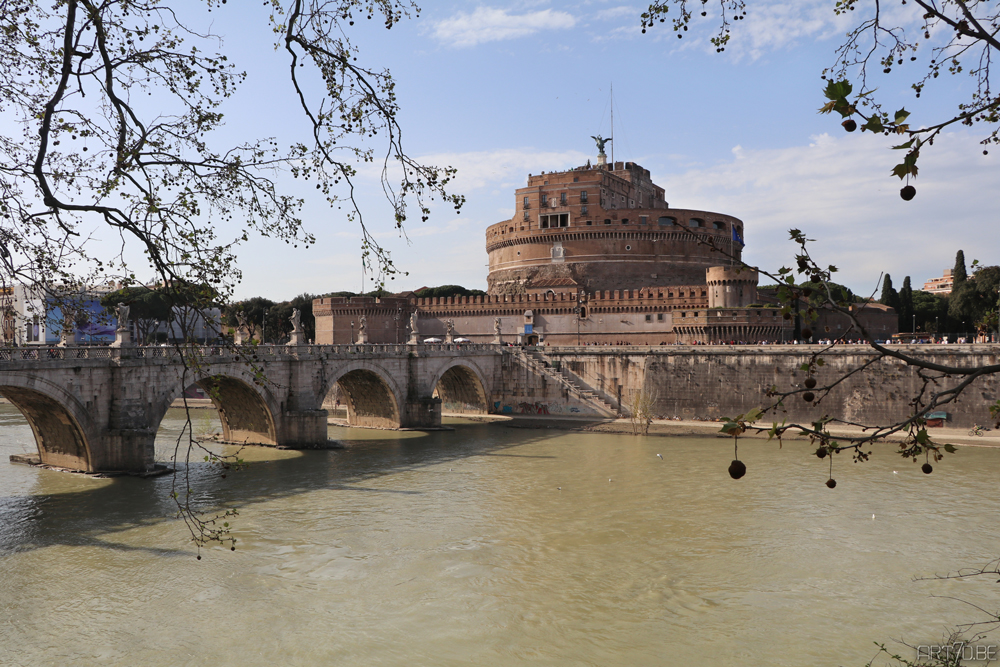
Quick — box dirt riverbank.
[452,413,1000,448]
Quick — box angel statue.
[359,314,367,333]
[114,302,130,331]
[591,135,612,157]
[494,317,502,336]
[290,308,302,333]
[409,311,418,334]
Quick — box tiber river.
[1,404,999,666]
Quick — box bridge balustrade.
[0,342,502,363]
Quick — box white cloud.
[657,132,1000,293]
[414,147,591,191]
[431,7,577,48]
[593,6,636,21]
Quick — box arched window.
[689,218,704,228]
[657,216,676,226]
[712,221,726,230]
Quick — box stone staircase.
[521,350,618,417]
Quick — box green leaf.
[861,117,884,133]
[745,408,763,423]
[823,79,853,101]
[720,422,742,435]
[944,444,957,453]
[893,108,910,124]
[892,139,915,150]
[915,429,930,445]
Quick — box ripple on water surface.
[0,406,998,666]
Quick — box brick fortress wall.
[486,161,745,295]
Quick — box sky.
[28,1,1000,300]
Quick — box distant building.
[922,269,953,294]
[314,147,897,345]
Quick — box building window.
[580,191,588,203]
[586,220,593,226]
[573,176,579,182]
[645,314,652,322]
[658,216,676,226]
[626,245,632,250]
[689,217,704,227]
[581,205,588,215]
[523,196,529,209]
[712,220,725,230]
[523,211,529,221]
[622,219,629,225]
[540,213,570,228]
[604,219,612,225]
[560,192,567,205]
[540,194,547,205]
[629,199,634,207]
[657,313,664,321]
[640,216,647,225]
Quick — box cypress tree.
[953,250,968,286]
[880,274,899,310]
[899,276,914,332]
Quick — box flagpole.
[610,82,614,166]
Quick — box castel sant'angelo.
[314,141,896,345]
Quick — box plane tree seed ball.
[728,459,747,479]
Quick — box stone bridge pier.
[0,344,502,473]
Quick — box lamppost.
[574,305,581,345]
[394,306,401,344]
[912,313,916,337]
[350,320,355,344]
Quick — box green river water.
[1,404,998,666]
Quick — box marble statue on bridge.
[110,302,133,348]
[288,308,305,346]
[408,311,419,345]
[357,314,368,344]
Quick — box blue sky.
[58,1,1000,299]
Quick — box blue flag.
[732,226,745,247]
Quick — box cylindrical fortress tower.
[706,266,759,308]
[485,160,745,295]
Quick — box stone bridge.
[0,343,502,473]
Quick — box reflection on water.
[1,403,999,666]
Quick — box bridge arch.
[0,377,95,471]
[322,362,403,429]
[431,360,490,415]
[152,367,280,447]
